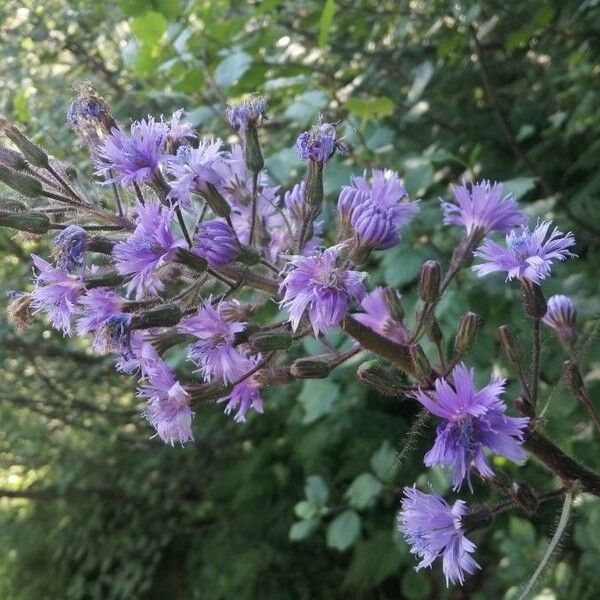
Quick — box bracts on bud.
[520,279,547,319]
[130,304,182,330]
[454,312,481,359]
[0,210,51,234]
[356,359,408,397]
[418,260,441,304]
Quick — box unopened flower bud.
[130,304,182,330]
[515,395,534,418]
[461,507,493,534]
[87,235,116,255]
[498,325,521,365]
[520,279,547,319]
[0,164,43,197]
[0,210,50,234]
[454,312,480,357]
[511,482,538,516]
[219,299,250,323]
[383,287,405,321]
[204,183,231,218]
[0,121,49,168]
[249,330,293,351]
[409,344,432,380]
[187,380,233,404]
[253,366,294,386]
[84,271,125,289]
[6,292,34,331]
[147,330,193,354]
[290,356,332,379]
[176,247,208,272]
[543,295,577,345]
[0,145,28,171]
[418,260,441,303]
[356,359,407,396]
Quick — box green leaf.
[294,500,317,520]
[304,475,329,507]
[283,90,329,122]
[299,379,339,424]
[403,157,434,197]
[289,518,320,541]
[318,0,337,48]
[214,50,252,88]
[130,11,167,46]
[370,441,398,482]
[503,177,537,199]
[327,510,361,551]
[407,61,433,104]
[417,465,452,495]
[12,90,30,122]
[346,96,395,123]
[401,569,432,600]
[344,473,383,510]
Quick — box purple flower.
[218,357,264,422]
[353,287,410,344]
[414,363,529,490]
[52,225,87,272]
[113,203,184,299]
[338,170,419,245]
[116,331,161,376]
[351,201,399,251]
[96,314,133,355]
[442,181,525,235]
[226,96,268,131]
[77,288,126,338]
[543,294,577,344]
[30,254,84,335]
[180,301,247,383]
[140,359,194,445]
[472,221,576,284]
[165,139,225,207]
[296,121,340,163]
[94,116,169,186]
[279,246,367,335]
[398,486,480,586]
[163,109,195,149]
[193,219,240,267]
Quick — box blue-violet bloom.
[543,294,577,344]
[52,225,87,272]
[353,287,410,344]
[193,219,240,267]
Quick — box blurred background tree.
[1,1,599,598]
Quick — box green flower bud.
[454,312,480,358]
[0,145,28,171]
[418,260,441,303]
[409,344,432,381]
[237,245,261,266]
[130,304,182,330]
[249,330,293,351]
[356,359,407,396]
[176,247,208,273]
[187,381,233,404]
[0,164,43,197]
[383,287,405,321]
[0,210,50,234]
[1,122,49,168]
[290,357,331,379]
[520,279,547,319]
[498,325,521,365]
[204,183,231,218]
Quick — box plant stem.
[531,318,541,410]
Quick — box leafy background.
[1,1,600,598]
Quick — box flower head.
[193,219,240,267]
[543,294,577,344]
[113,203,183,299]
[77,287,126,339]
[351,201,399,251]
[52,225,87,272]
[163,109,195,150]
[67,87,115,143]
[218,356,264,422]
[414,363,529,490]
[165,139,224,207]
[116,331,160,376]
[353,287,410,344]
[140,359,194,445]
[30,255,84,335]
[442,181,525,235]
[226,96,268,131]
[472,221,576,284]
[279,246,367,335]
[296,121,341,163]
[398,486,480,586]
[180,300,247,383]
[94,116,169,186]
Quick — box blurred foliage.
[1,0,600,598]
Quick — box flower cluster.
[0,93,582,587]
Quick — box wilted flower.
[279,246,367,335]
[353,287,410,344]
[441,181,524,235]
[163,109,195,150]
[296,121,340,163]
[472,221,576,284]
[180,301,247,383]
[30,254,84,335]
[413,363,529,490]
[140,359,194,445]
[398,486,480,586]
[193,219,240,267]
[226,96,268,131]
[94,116,169,186]
[52,225,87,272]
[543,294,577,344]
[113,203,184,299]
